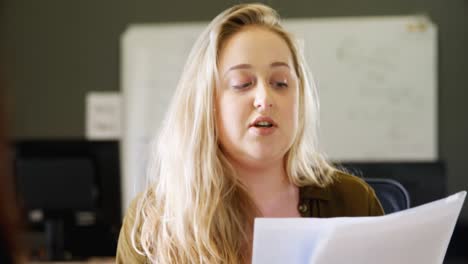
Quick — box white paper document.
[252,191,466,264]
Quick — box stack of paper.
[252,191,466,264]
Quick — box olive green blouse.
[116,171,384,263]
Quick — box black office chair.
[364,178,411,214]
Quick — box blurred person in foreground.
[1,0,23,261]
[0,69,23,263]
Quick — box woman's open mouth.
[249,118,277,136]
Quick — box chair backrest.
[365,178,411,214]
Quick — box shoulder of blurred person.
[0,64,24,263]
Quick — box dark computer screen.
[14,140,121,260]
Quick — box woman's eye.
[271,81,288,89]
[232,82,252,89]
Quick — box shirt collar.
[299,184,331,201]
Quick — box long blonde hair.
[132,3,336,263]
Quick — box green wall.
[1,0,467,219]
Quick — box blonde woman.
[117,3,383,263]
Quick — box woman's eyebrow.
[270,61,290,69]
[223,64,252,77]
[223,61,291,77]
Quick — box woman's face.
[216,26,299,168]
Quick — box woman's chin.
[244,149,285,164]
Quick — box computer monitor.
[14,140,121,260]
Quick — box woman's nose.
[253,81,274,112]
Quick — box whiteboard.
[120,16,437,211]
